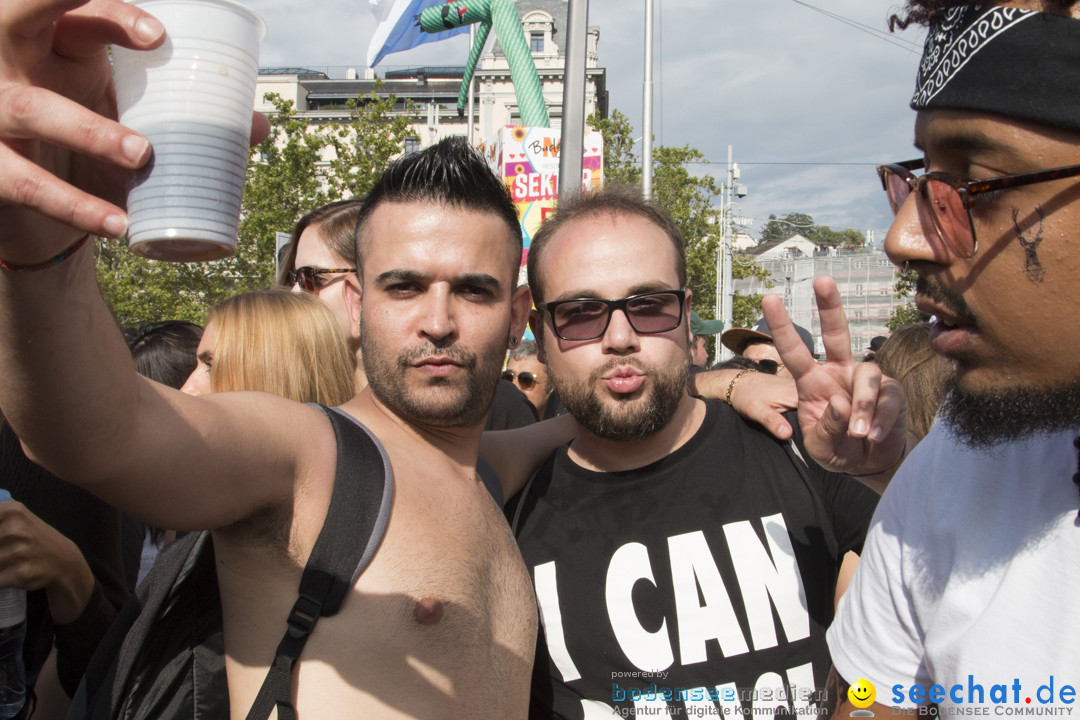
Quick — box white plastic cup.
[112,0,267,262]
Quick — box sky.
[243,0,929,246]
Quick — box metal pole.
[714,184,725,324]
[467,24,476,145]
[558,0,588,194]
[641,0,653,199]
[722,144,734,335]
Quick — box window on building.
[404,138,420,155]
[531,33,544,52]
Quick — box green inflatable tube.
[419,0,550,128]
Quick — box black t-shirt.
[512,399,878,720]
[485,379,539,431]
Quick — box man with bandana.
[759,1,1080,715]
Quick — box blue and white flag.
[366,0,469,68]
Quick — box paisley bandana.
[912,5,1080,132]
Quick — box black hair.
[713,356,766,373]
[126,321,203,390]
[352,137,522,277]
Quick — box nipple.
[414,596,444,625]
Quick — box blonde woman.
[181,289,354,406]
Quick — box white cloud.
[243,0,928,236]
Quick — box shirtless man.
[0,1,535,715]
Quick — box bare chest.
[219,475,537,718]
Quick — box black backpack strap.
[245,406,394,720]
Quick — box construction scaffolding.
[732,249,905,357]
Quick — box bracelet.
[0,233,92,272]
[724,368,758,406]
[848,438,908,478]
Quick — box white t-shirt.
[827,423,1080,710]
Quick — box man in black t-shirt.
[514,186,902,720]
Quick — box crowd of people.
[0,0,1076,718]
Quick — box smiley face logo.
[848,678,876,709]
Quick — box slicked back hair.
[526,184,687,307]
[274,199,362,287]
[352,137,523,280]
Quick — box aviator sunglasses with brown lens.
[877,158,1080,259]
[286,266,356,293]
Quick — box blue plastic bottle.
[0,490,25,720]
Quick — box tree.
[885,265,926,332]
[96,86,417,325]
[587,109,641,186]
[586,110,770,339]
[759,212,815,243]
[758,212,866,248]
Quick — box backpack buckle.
[286,593,322,638]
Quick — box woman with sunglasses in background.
[275,200,366,391]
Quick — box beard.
[939,378,1080,447]
[914,277,1080,444]
[550,355,689,442]
[360,332,501,429]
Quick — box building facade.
[255,0,608,150]
[733,248,906,357]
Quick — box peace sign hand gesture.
[762,276,908,488]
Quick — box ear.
[529,308,546,362]
[509,284,533,349]
[343,273,363,339]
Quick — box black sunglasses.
[543,290,687,342]
[755,359,783,375]
[286,266,356,293]
[502,369,542,391]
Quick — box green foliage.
[95,237,227,325]
[758,212,866,248]
[730,257,771,330]
[587,109,772,335]
[96,87,418,325]
[885,265,925,332]
[324,88,419,199]
[652,144,721,316]
[759,212,815,242]
[587,109,641,186]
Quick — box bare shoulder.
[122,385,339,532]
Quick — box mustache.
[915,276,978,325]
[398,343,477,369]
